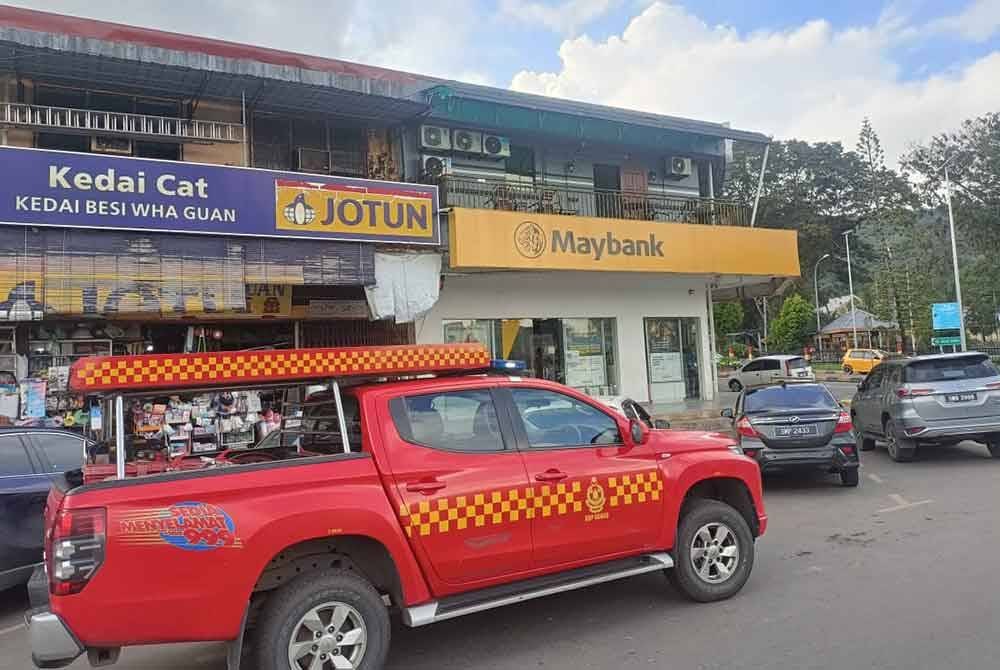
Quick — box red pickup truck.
[28,345,766,670]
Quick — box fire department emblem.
[586,477,606,515]
[514,221,546,259]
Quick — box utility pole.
[844,230,858,348]
[943,163,967,352]
[814,254,831,355]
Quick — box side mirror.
[720,408,734,419]
[653,419,671,430]
[630,419,650,445]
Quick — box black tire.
[728,378,743,392]
[256,569,390,670]
[987,441,1000,459]
[885,420,916,463]
[843,365,854,375]
[668,499,754,603]
[840,468,860,487]
[855,426,876,452]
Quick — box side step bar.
[402,552,673,627]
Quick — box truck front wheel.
[668,499,755,603]
[257,569,390,670]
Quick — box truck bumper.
[26,608,83,669]
[25,567,83,669]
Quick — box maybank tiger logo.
[514,221,546,259]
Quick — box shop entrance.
[442,318,618,396]
[644,317,702,403]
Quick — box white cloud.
[510,1,1000,163]
[924,0,1000,42]
[498,0,623,35]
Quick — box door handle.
[534,469,568,482]
[406,480,446,494]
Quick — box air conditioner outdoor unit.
[482,134,511,158]
[297,147,332,174]
[665,156,693,180]
[91,136,132,155]
[421,155,452,181]
[420,125,451,151]
[451,129,483,154]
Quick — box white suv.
[728,355,815,392]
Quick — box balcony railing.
[0,102,245,144]
[440,175,750,226]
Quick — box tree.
[713,302,744,343]
[768,295,815,353]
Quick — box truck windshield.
[744,385,837,414]
[904,355,999,383]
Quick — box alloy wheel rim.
[690,522,740,584]
[288,601,367,670]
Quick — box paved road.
[3,438,997,670]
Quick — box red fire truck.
[27,343,765,670]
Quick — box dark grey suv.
[851,352,1000,462]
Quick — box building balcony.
[0,101,245,144]
[439,175,750,226]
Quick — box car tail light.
[49,507,106,596]
[898,388,933,398]
[905,426,926,436]
[834,411,853,434]
[841,445,856,456]
[986,382,1000,390]
[742,448,761,459]
[736,417,760,438]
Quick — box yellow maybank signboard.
[449,209,800,276]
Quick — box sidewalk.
[649,397,732,432]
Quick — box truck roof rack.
[68,343,492,395]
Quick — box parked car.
[722,382,859,486]
[596,396,671,429]
[0,428,88,591]
[841,348,890,375]
[728,355,815,392]
[851,352,1000,462]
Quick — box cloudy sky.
[9,0,1000,162]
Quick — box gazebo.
[816,309,900,353]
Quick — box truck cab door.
[503,386,664,569]
[383,385,533,592]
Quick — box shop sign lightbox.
[0,147,439,245]
[449,208,800,276]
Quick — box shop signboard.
[246,284,292,317]
[449,208,800,276]
[932,302,961,330]
[0,147,439,245]
[305,299,370,319]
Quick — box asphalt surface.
[3,413,997,669]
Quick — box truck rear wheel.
[668,499,754,603]
[256,568,390,670]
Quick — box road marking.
[867,473,885,484]
[0,623,24,637]
[877,493,933,514]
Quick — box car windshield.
[744,385,837,414]
[904,355,999,383]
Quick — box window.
[866,368,885,389]
[31,433,85,472]
[511,388,621,448]
[744,385,838,413]
[0,436,35,476]
[761,359,782,371]
[393,390,504,453]
[904,355,1000,383]
[742,360,763,372]
[787,357,809,371]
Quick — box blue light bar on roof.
[490,359,527,372]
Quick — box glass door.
[645,318,702,402]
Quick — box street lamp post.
[814,253,831,355]
[942,163,967,352]
[843,231,858,348]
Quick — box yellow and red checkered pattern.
[398,471,662,537]
[69,344,491,393]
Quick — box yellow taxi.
[841,348,889,375]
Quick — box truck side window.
[511,388,622,448]
[392,390,504,453]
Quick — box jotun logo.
[514,221,546,258]
[119,501,242,551]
